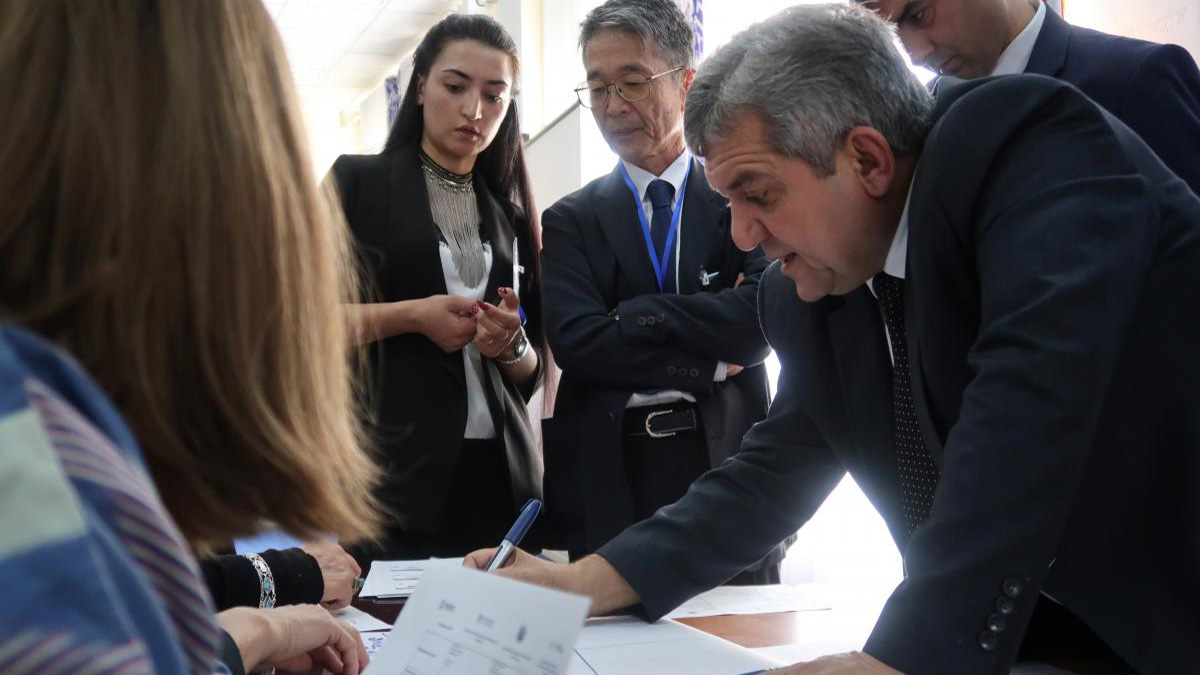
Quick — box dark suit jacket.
[541,158,775,555]
[330,144,543,535]
[598,76,1200,675]
[1022,8,1200,195]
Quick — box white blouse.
[438,241,496,440]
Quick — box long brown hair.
[0,0,381,550]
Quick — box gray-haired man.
[537,0,786,584]
[473,4,1200,675]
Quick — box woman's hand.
[416,295,478,353]
[300,540,362,611]
[217,605,368,675]
[472,288,524,360]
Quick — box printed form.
[365,565,591,675]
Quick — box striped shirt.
[0,324,225,674]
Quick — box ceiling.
[265,0,463,111]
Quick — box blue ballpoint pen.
[485,498,541,572]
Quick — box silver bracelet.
[242,553,276,608]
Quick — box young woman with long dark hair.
[332,13,545,559]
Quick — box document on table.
[567,616,783,675]
[364,565,591,675]
[359,557,465,598]
[334,605,393,633]
[664,583,833,619]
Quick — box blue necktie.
[646,179,675,280]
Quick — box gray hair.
[579,0,695,72]
[684,3,933,176]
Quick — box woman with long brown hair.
[0,0,381,672]
[332,13,546,559]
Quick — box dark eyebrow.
[893,1,920,24]
[727,170,767,193]
[441,67,509,87]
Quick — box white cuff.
[713,361,728,382]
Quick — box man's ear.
[843,126,896,198]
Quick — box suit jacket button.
[667,365,678,375]
[994,596,1015,615]
[607,412,616,422]
[1002,578,1023,598]
[978,630,999,652]
[656,314,665,322]
[690,368,700,378]
[986,613,1008,633]
[637,316,647,326]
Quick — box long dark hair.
[384,14,554,408]
[384,14,536,229]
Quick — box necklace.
[419,150,486,288]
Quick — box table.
[354,596,1136,674]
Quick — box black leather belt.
[624,404,698,438]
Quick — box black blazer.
[330,144,543,534]
[938,8,1200,195]
[598,76,1200,675]
[540,159,774,554]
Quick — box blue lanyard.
[619,160,692,291]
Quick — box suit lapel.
[904,279,945,467]
[1025,7,1070,77]
[596,164,664,296]
[388,146,459,384]
[828,288,903,506]
[388,147,450,299]
[676,159,722,295]
[476,179,513,304]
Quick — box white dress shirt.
[991,1,1047,76]
[621,151,728,409]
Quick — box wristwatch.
[497,330,528,366]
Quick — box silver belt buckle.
[644,410,677,439]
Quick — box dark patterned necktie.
[873,271,940,534]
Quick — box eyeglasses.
[574,66,685,109]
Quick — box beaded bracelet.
[242,553,277,609]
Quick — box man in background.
[539,0,786,584]
[861,0,1200,194]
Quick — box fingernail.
[499,287,510,295]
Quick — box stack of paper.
[358,557,464,599]
[664,583,833,619]
[364,565,591,675]
[568,616,783,675]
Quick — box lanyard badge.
[619,161,692,291]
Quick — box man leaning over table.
[468,4,1200,675]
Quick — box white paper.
[363,631,391,657]
[664,583,833,620]
[335,605,393,633]
[359,558,464,598]
[567,616,782,675]
[365,565,591,675]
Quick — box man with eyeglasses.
[539,0,787,584]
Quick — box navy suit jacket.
[1024,9,1200,194]
[599,76,1200,675]
[540,158,774,555]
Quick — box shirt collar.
[991,1,1047,76]
[622,150,691,204]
